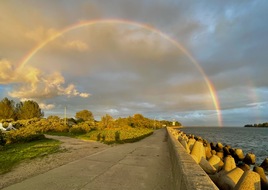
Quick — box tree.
[75,110,94,122]
[0,97,16,120]
[99,114,114,129]
[17,100,44,120]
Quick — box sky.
[0,0,268,126]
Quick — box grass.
[0,139,62,174]
[79,128,154,144]
[45,127,154,144]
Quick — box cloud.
[64,40,89,52]
[0,60,16,84]
[39,103,55,110]
[1,0,268,126]
[0,59,89,101]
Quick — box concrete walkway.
[3,129,173,190]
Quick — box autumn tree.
[99,114,114,129]
[17,100,44,120]
[75,110,94,122]
[0,97,16,120]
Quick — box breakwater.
[167,127,268,190]
[166,127,218,189]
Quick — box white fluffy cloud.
[0,59,90,100]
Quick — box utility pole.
[64,106,67,126]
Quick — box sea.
[179,127,268,166]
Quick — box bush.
[115,131,120,142]
[6,127,45,144]
[69,122,94,134]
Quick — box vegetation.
[80,127,154,144]
[0,97,181,173]
[0,139,61,174]
[75,109,94,123]
[0,98,43,120]
[244,122,268,128]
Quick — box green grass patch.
[79,128,154,144]
[0,139,62,174]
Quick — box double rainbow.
[17,19,223,126]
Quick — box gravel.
[0,135,110,189]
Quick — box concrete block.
[234,170,261,190]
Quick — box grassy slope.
[0,139,62,174]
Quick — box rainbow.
[17,18,223,126]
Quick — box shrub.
[115,131,121,142]
[6,127,45,144]
[69,123,91,134]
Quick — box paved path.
[3,129,173,190]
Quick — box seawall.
[166,127,219,190]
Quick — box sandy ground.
[0,135,110,189]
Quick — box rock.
[223,155,236,172]
[234,170,261,190]
[260,157,268,171]
[243,153,256,165]
[253,166,268,190]
[199,157,217,174]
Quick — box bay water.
[179,127,268,166]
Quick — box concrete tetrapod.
[234,170,261,190]
[243,153,256,165]
[179,138,190,154]
[208,155,221,171]
[187,138,196,152]
[253,166,268,190]
[234,148,245,162]
[190,141,205,164]
[216,167,244,190]
[223,155,236,172]
[199,157,217,175]
[260,157,268,171]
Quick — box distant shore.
[244,122,268,128]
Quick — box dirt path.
[0,135,110,189]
